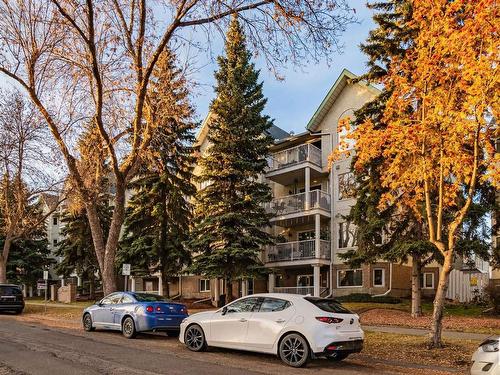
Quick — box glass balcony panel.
[268,143,322,172]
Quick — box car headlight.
[480,339,499,352]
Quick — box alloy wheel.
[83,314,93,332]
[185,325,205,351]
[122,317,136,339]
[279,334,309,367]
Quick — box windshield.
[133,293,170,302]
[0,286,22,296]
[304,297,353,314]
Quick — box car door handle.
[275,319,285,323]
[239,318,247,322]
[109,308,114,311]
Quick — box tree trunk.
[226,278,233,303]
[411,256,423,318]
[162,275,170,298]
[86,180,126,295]
[0,237,13,283]
[89,274,95,301]
[429,252,453,348]
[0,256,6,284]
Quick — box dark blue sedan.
[82,292,188,339]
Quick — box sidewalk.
[25,301,88,308]
[363,324,490,341]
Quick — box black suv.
[0,284,24,314]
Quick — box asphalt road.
[0,316,454,375]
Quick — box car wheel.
[122,317,137,339]
[184,324,207,352]
[166,329,180,338]
[327,352,349,361]
[279,333,310,368]
[82,313,95,332]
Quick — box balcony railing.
[273,286,328,296]
[266,239,331,262]
[268,143,321,172]
[264,190,331,216]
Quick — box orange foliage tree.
[333,0,498,348]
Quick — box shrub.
[335,293,401,304]
[484,283,500,314]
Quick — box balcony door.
[297,275,314,287]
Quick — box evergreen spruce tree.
[3,204,52,287]
[0,179,52,287]
[118,50,197,297]
[189,16,274,302]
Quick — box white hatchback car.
[179,293,364,367]
[471,337,500,375]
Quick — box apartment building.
[261,69,415,298]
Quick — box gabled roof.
[266,124,290,141]
[195,112,290,146]
[306,69,380,132]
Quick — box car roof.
[0,284,21,287]
[242,293,309,301]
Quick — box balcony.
[274,286,328,296]
[266,239,331,263]
[266,143,324,184]
[264,191,331,221]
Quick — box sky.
[0,0,375,136]
[188,0,375,135]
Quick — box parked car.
[470,336,499,375]
[0,284,24,314]
[179,293,363,367]
[82,292,188,339]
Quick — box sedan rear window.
[133,293,169,302]
[304,297,352,314]
[0,286,22,296]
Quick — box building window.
[53,216,58,225]
[421,273,435,289]
[338,172,356,200]
[373,268,385,287]
[53,239,58,246]
[199,279,210,292]
[338,222,358,248]
[338,269,363,288]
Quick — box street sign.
[43,270,49,280]
[122,264,131,276]
[37,282,46,290]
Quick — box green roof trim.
[306,68,379,131]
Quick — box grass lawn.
[344,300,490,318]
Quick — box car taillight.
[316,316,344,324]
[156,306,161,312]
[146,306,154,313]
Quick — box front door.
[209,297,259,347]
[113,293,134,325]
[246,297,295,350]
[93,293,122,327]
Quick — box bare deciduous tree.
[0,0,355,294]
[0,90,61,282]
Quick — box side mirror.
[221,306,228,315]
